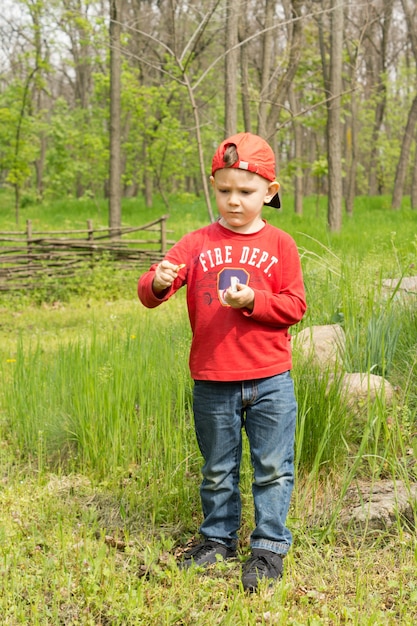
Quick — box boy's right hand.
[152,260,182,294]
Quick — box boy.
[138,132,306,591]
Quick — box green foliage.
[28,258,136,305]
[119,73,196,191]
[0,82,40,191]
[43,97,108,199]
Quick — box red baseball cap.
[211,132,281,208]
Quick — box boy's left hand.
[223,283,255,312]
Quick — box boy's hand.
[223,283,255,312]
[152,260,183,294]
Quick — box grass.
[0,468,416,623]
[1,189,417,623]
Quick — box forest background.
[1,1,417,624]
[0,0,417,232]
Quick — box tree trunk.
[34,110,47,200]
[345,83,358,216]
[344,125,355,217]
[391,93,417,209]
[411,133,417,210]
[289,86,303,215]
[225,0,239,136]
[32,5,47,201]
[395,0,417,209]
[265,0,304,140]
[343,29,360,217]
[326,0,344,232]
[257,0,274,138]
[109,0,122,237]
[239,0,252,132]
[367,0,393,195]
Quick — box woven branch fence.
[0,215,175,291]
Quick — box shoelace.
[186,542,218,559]
[244,554,280,576]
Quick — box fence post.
[160,217,167,254]
[87,219,94,242]
[26,219,33,257]
[86,219,95,265]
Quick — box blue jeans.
[192,371,296,556]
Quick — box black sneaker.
[241,549,284,591]
[179,540,236,569]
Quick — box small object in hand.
[230,276,240,292]
[175,264,186,272]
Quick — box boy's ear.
[209,175,215,188]
[265,181,280,202]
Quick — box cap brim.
[264,192,281,209]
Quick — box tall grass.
[1,297,201,527]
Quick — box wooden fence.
[0,215,175,291]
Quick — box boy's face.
[210,168,279,233]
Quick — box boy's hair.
[223,144,239,168]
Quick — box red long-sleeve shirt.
[138,220,306,381]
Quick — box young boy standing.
[138,132,306,591]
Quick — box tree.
[411,138,417,209]
[224,0,239,136]
[275,0,304,212]
[257,0,275,138]
[1,0,51,222]
[238,0,252,132]
[265,0,304,141]
[319,0,344,231]
[343,1,369,216]
[365,0,394,196]
[392,0,417,209]
[57,0,100,198]
[109,0,122,236]
[392,94,417,209]
[288,85,303,215]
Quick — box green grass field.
[1,190,417,624]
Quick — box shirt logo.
[217,268,249,305]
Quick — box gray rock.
[295,324,345,367]
[339,372,396,408]
[340,480,417,530]
[382,276,417,299]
